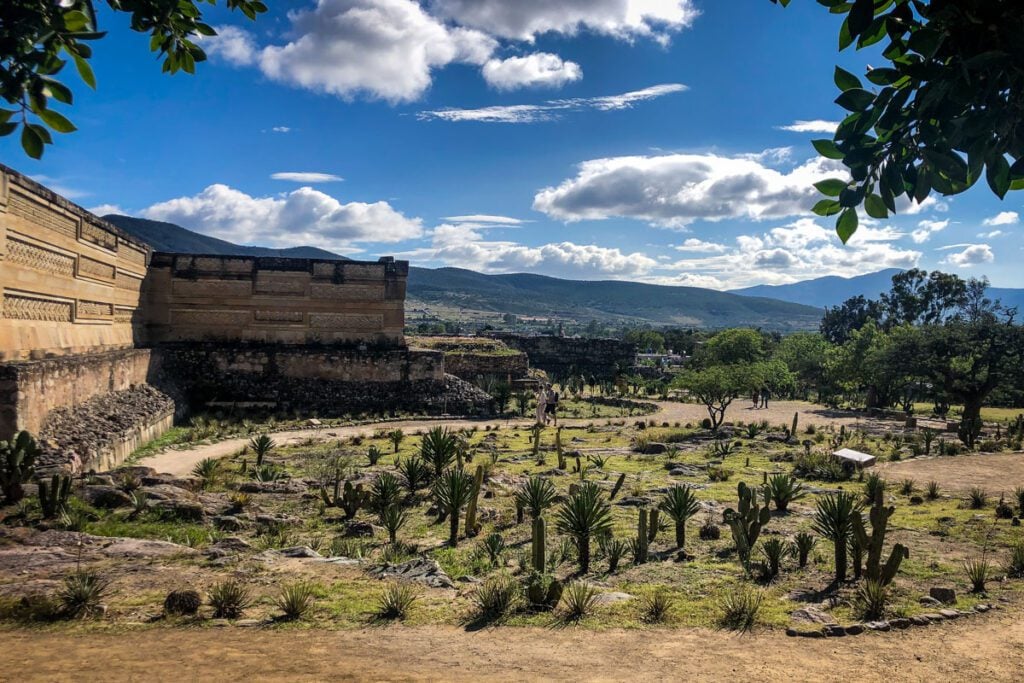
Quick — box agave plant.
[762,473,805,512]
[378,505,411,544]
[432,467,475,546]
[387,429,405,453]
[812,490,861,583]
[421,427,459,476]
[513,475,557,520]
[863,472,886,504]
[58,570,111,619]
[482,532,507,567]
[658,484,701,550]
[191,457,222,490]
[248,434,276,468]
[555,481,612,573]
[397,456,431,494]
[370,472,404,513]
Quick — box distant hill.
[103,215,347,260]
[105,214,823,330]
[732,268,1024,312]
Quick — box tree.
[673,365,748,430]
[771,1,1024,242]
[248,434,276,468]
[881,269,968,327]
[490,381,512,416]
[1,0,267,158]
[697,328,766,366]
[774,332,829,401]
[812,491,861,584]
[821,296,884,345]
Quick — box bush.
[964,556,991,593]
[473,574,519,618]
[1006,542,1024,579]
[275,582,318,621]
[699,514,721,541]
[163,589,201,616]
[376,582,417,620]
[863,473,886,503]
[899,479,915,496]
[718,585,762,632]
[855,579,888,621]
[208,580,252,619]
[926,481,940,500]
[603,538,628,573]
[707,466,732,482]
[763,473,804,512]
[968,487,989,510]
[559,582,600,622]
[58,570,111,619]
[639,589,673,623]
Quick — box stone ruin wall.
[490,334,637,381]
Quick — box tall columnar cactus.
[790,412,799,441]
[635,508,650,564]
[647,508,659,543]
[724,482,771,570]
[38,474,72,519]
[555,426,563,460]
[531,516,547,573]
[0,431,41,504]
[609,472,626,501]
[464,464,484,538]
[532,424,542,458]
[852,487,909,587]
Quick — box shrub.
[163,589,201,616]
[378,505,411,545]
[1015,486,1024,515]
[718,585,762,632]
[559,582,600,622]
[699,513,721,541]
[58,570,111,619]
[968,487,989,510]
[191,457,222,489]
[482,532,506,567]
[1006,542,1024,579]
[964,556,991,593]
[473,574,519,618]
[603,538,628,573]
[208,580,252,619]
[639,589,673,623]
[376,582,417,620]
[367,445,384,466]
[792,531,816,568]
[275,582,317,621]
[397,457,431,494]
[863,473,886,503]
[926,481,941,500]
[763,473,805,512]
[995,495,1014,520]
[855,579,888,621]
[899,479,915,496]
[707,466,732,482]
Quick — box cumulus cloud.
[89,204,126,217]
[141,184,423,249]
[940,243,995,267]
[482,53,582,90]
[418,83,686,123]
[431,0,699,43]
[674,238,727,253]
[271,172,344,183]
[533,152,843,228]
[271,126,292,133]
[444,214,527,225]
[983,211,1019,226]
[777,120,839,134]
[910,219,949,244]
[396,223,656,278]
[202,25,258,65]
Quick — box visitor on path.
[536,386,548,425]
[752,389,760,409]
[760,388,770,409]
[546,387,560,426]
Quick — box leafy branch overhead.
[0,0,267,158]
[771,0,1024,242]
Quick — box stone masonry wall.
[443,352,529,383]
[491,334,637,381]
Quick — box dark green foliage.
[968,487,989,510]
[926,480,941,500]
[378,505,410,544]
[899,479,916,496]
[762,473,804,512]
[856,579,888,621]
[812,490,861,583]
[0,431,40,504]
[633,508,650,565]
[1006,542,1024,579]
[322,480,369,520]
[370,472,403,514]
[163,589,201,616]
[376,582,417,620]
[555,481,612,573]
[609,472,626,501]
[275,582,317,621]
[964,556,991,593]
[531,517,547,573]
[367,445,384,466]
[473,574,518,618]
[463,465,484,538]
[387,429,405,453]
[421,427,459,476]
[248,434,276,468]
[559,581,599,622]
[482,532,506,567]
[191,457,222,490]
[723,482,771,570]
[38,474,71,519]
[524,571,563,610]
[602,537,628,573]
[659,484,701,549]
[58,570,111,619]
[208,580,252,619]
[432,467,475,546]
[699,514,721,541]
[759,537,788,581]
[863,473,886,504]
[793,531,816,568]
[640,589,673,623]
[995,495,1014,520]
[397,456,430,494]
[718,585,762,632]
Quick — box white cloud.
[141,184,423,249]
[202,25,258,66]
[533,152,843,228]
[674,238,727,253]
[431,0,700,43]
[271,126,292,133]
[941,243,994,267]
[445,214,527,225]
[418,83,686,123]
[482,53,582,90]
[271,172,344,183]
[978,230,1005,239]
[777,120,839,134]
[910,219,949,244]
[89,204,126,217]
[983,211,1019,226]
[396,223,656,278]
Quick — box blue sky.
[5,1,1022,289]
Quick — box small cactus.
[531,516,547,573]
[464,465,484,537]
[0,431,41,504]
[634,508,650,565]
[38,474,72,519]
[723,482,770,570]
[609,472,626,501]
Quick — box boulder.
[790,607,838,625]
[366,558,455,589]
[279,546,322,559]
[80,485,133,509]
[342,520,376,538]
[212,515,247,532]
[593,591,633,606]
[929,587,957,605]
[151,499,204,522]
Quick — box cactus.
[555,426,563,462]
[321,480,368,520]
[648,508,659,543]
[723,482,771,570]
[790,412,799,441]
[531,516,547,573]
[515,501,525,524]
[531,424,542,457]
[464,465,484,538]
[0,431,41,504]
[38,474,72,519]
[851,487,909,587]
[609,472,626,501]
[634,508,649,564]
[525,570,562,609]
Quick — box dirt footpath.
[141,400,875,478]
[880,452,1024,494]
[2,607,1022,682]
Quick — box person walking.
[760,387,770,409]
[752,389,760,409]
[547,387,560,426]
[535,386,548,426]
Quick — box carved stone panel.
[6,238,75,277]
[171,309,252,327]
[2,292,73,322]
[80,221,118,252]
[309,313,383,330]
[77,300,114,320]
[253,310,305,324]
[8,191,77,238]
[78,255,117,282]
[310,283,384,301]
[172,279,252,298]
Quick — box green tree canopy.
[697,328,767,366]
[1,0,267,158]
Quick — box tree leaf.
[37,109,77,134]
[848,0,875,38]
[985,154,1011,199]
[21,125,43,159]
[811,139,844,160]
[836,208,859,244]
[864,194,888,219]
[812,199,842,217]
[835,88,875,112]
[834,66,862,92]
[72,53,96,89]
[814,178,848,197]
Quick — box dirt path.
[880,451,1024,494]
[2,607,1022,682]
[140,401,874,477]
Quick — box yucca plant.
[855,579,888,621]
[640,589,673,623]
[378,504,411,544]
[58,570,111,619]
[367,445,384,466]
[587,453,609,470]
[432,467,475,546]
[964,555,991,593]
[718,585,762,632]
[968,487,989,510]
[370,472,404,513]
[559,581,600,622]
[1006,541,1024,578]
[863,473,886,504]
[759,537,788,580]
[812,490,861,583]
[792,531,817,568]
[763,473,805,512]
[248,434,276,468]
[191,457,222,490]
[387,429,405,453]
[482,532,507,567]
[208,580,252,619]
[421,427,459,476]
[899,478,916,496]
[658,484,701,549]
[397,456,431,494]
[473,574,519,618]
[926,480,941,500]
[275,582,318,621]
[376,582,417,620]
[555,481,613,573]
[514,475,557,520]
[603,537,628,573]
